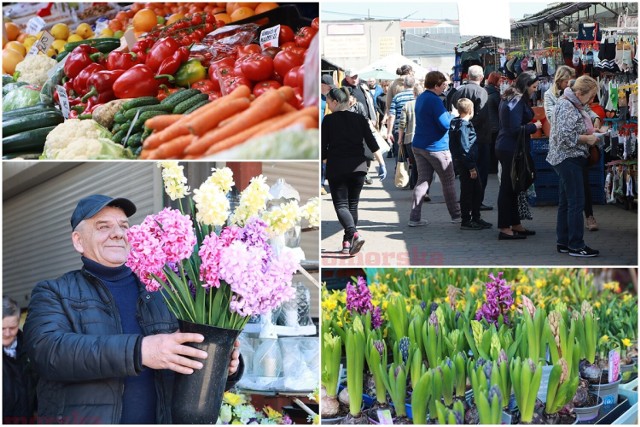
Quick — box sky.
[321,0,551,22]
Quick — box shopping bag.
[394,144,410,188]
[511,126,536,192]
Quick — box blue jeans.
[553,157,587,250]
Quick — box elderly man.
[450,65,493,210]
[24,195,242,424]
[3,297,36,424]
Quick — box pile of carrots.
[140,85,318,159]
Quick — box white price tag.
[260,25,280,49]
[55,85,71,119]
[26,16,46,35]
[28,30,55,56]
[123,29,137,50]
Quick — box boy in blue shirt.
[449,98,492,230]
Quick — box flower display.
[217,392,293,425]
[262,200,301,236]
[300,197,320,228]
[476,272,514,326]
[126,162,303,330]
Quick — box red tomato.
[222,75,252,94]
[311,17,319,30]
[253,80,281,97]
[278,25,295,45]
[279,42,306,56]
[289,86,304,109]
[262,46,281,59]
[283,65,304,88]
[237,44,262,57]
[294,26,317,49]
[192,79,217,93]
[273,50,304,77]
[240,54,274,82]
[208,91,222,101]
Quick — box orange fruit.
[166,13,185,25]
[255,2,279,14]
[108,19,123,32]
[226,2,239,15]
[230,7,255,22]
[2,48,23,74]
[115,11,129,24]
[239,3,260,9]
[5,22,20,41]
[132,8,157,33]
[5,41,26,57]
[16,33,29,43]
[214,13,231,24]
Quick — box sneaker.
[480,204,494,211]
[586,216,599,231]
[451,217,462,223]
[569,246,599,257]
[349,232,365,255]
[341,241,351,254]
[364,177,373,185]
[473,218,493,229]
[423,194,431,202]
[557,244,569,253]
[461,221,483,230]
[408,220,428,227]
[321,187,328,195]
[386,151,394,158]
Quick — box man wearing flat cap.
[23,195,242,424]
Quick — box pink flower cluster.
[126,208,196,292]
[199,217,298,317]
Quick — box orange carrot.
[147,135,194,159]
[144,114,183,131]
[204,106,319,156]
[185,89,286,156]
[187,97,251,136]
[142,86,252,150]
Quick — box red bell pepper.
[131,38,154,63]
[112,64,169,98]
[146,37,181,72]
[63,44,100,79]
[156,46,190,76]
[72,63,105,96]
[81,69,126,104]
[106,50,142,71]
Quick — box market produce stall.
[2,2,319,159]
[321,268,638,425]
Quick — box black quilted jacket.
[24,268,242,424]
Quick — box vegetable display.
[2,2,319,160]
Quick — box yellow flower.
[622,294,632,302]
[469,285,478,295]
[421,278,427,285]
[385,274,391,279]
[193,180,230,226]
[158,161,190,200]
[262,200,301,235]
[322,299,337,311]
[516,290,522,296]
[264,406,283,419]
[600,335,609,343]
[208,167,235,193]
[603,281,620,292]
[393,277,399,284]
[562,277,571,286]
[621,338,632,347]
[223,392,246,406]
[300,197,319,227]
[606,308,611,315]
[535,279,547,289]
[593,301,601,309]
[539,301,545,309]
[382,301,388,311]
[406,269,413,276]
[230,175,270,225]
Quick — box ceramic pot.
[171,320,241,424]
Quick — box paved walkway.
[321,157,638,266]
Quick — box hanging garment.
[605,172,614,203]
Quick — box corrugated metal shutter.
[262,161,320,318]
[3,162,160,307]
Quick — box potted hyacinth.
[126,162,311,424]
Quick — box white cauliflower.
[43,119,132,159]
[15,54,57,87]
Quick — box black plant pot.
[171,320,241,424]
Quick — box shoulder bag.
[511,126,536,192]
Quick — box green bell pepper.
[175,59,206,87]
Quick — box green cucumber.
[173,93,209,114]
[112,129,128,145]
[125,132,143,149]
[2,125,57,155]
[113,111,127,124]
[160,88,200,106]
[3,103,59,121]
[183,99,210,114]
[63,38,121,53]
[123,103,173,120]
[3,110,64,137]
[132,111,168,132]
[121,97,159,110]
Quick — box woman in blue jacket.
[495,71,542,240]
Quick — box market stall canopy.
[355,54,430,81]
[357,69,398,81]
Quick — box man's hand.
[470,168,478,179]
[141,332,208,375]
[228,340,240,375]
[378,163,387,180]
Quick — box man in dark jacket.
[24,195,242,424]
[450,65,492,210]
[3,296,36,424]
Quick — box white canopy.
[355,54,431,81]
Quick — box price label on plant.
[608,349,620,383]
[26,16,46,35]
[55,85,71,119]
[28,30,54,56]
[260,25,280,49]
[377,409,393,424]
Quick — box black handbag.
[511,126,536,192]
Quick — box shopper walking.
[546,76,602,257]
[408,71,460,226]
[482,71,503,206]
[495,71,542,240]
[322,87,387,255]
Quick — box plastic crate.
[530,138,550,153]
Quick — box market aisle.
[321,157,638,266]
